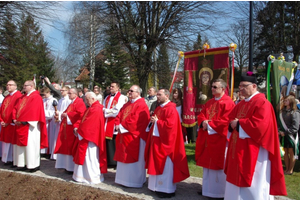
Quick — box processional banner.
[182,47,230,127]
[270,59,294,118]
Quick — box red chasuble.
[104,92,121,139]
[12,91,48,148]
[224,93,287,196]
[195,95,235,170]
[0,91,22,143]
[145,102,190,183]
[54,97,86,155]
[113,98,150,163]
[73,101,107,173]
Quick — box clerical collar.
[10,90,17,96]
[131,96,141,103]
[160,100,170,107]
[214,95,222,101]
[111,92,117,97]
[27,89,35,96]
[245,91,259,102]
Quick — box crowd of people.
[0,72,295,199]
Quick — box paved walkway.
[0,158,291,200]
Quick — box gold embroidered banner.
[182,47,230,127]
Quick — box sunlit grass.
[185,143,300,199]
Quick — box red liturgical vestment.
[54,97,86,155]
[225,93,287,196]
[13,91,48,148]
[73,101,107,173]
[0,91,22,143]
[195,95,235,170]
[145,102,190,183]
[114,98,150,163]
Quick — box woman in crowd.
[172,88,186,142]
[279,95,299,175]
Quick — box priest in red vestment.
[0,80,22,164]
[114,85,150,188]
[72,92,107,184]
[145,89,190,198]
[54,88,86,172]
[195,79,235,198]
[224,72,287,199]
[12,80,47,172]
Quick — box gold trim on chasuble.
[2,97,11,119]
[81,108,90,123]
[205,101,219,147]
[119,103,135,144]
[16,97,28,119]
[230,101,253,158]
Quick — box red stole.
[145,102,190,183]
[114,98,150,163]
[225,93,287,196]
[73,101,107,173]
[104,92,121,139]
[195,95,235,170]
[14,91,48,148]
[0,91,22,143]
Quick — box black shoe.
[10,165,17,168]
[65,170,73,175]
[26,166,40,173]
[16,167,27,171]
[197,191,202,196]
[155,191,175,198]
[4,161,13,166]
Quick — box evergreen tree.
[193,33,203,50]
[0,13,54,88]
[94,24,132,89]
[255,2,300,64]
[157,44,171,89]
[0,13,21,87]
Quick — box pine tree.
[94,24,132,89]
[157,44,171,89]
[193,33,203,50]
[0,13,54,88]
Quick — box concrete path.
[0,158,291,200]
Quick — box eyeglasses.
[239,83,253,88]
[211,86,220,89]
[68,92,73,94]
[128,90,136,93]
[40,94,45,96]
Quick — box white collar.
[10,90,17,96]
[131,96,141,103]
[245,91,259,102]
[160,100,170,107]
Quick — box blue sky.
[41,1,74,57]
[40,1,248,58]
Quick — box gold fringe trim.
[182,121,197,128]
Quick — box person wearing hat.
[224,72,287,199]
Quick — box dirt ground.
[0,158,291,200]
[0,170,134,200]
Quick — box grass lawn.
[185,143,300,200]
